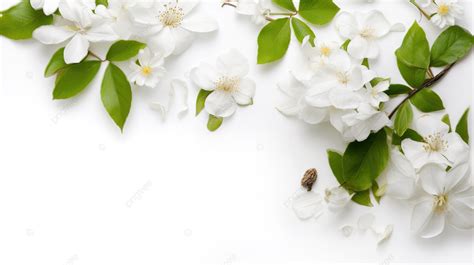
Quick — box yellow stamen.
[438,4,450,15]
[433,194,448,214]
[320,46,331,57]
[141,66,152,76]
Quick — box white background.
[0,0,473,264]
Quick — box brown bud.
[301,168,317,191]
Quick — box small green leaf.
[372,182,382,204]
[431,26,473,67]
[351,190,373,207]
[394,101,413,136]
[101,63,132,131]
[410,89,444,112]
[442,114,452,132]
[392,128,424,145]
[341,39,350,51]
[327,150,344,185]
[455,108,470,144]
[96,0,108,6]
[257,18,291,64]
[298,0,340,25]
[207,115,223,132]
[291,17,315,44]
[272,0,296,11]
[53,61,101,99]
[196,89,212,116]
[397,58,427,88]
[0,0,53,40]
[106,40,147,62]
[395,21,430,69]
[386,84,412,96]
[44,48,67,77]
[343,130,389,191]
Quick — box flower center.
[336,72,350,85]
[141,66,152,76]
[433,194,448,214]
[215,76,239,93]
[423,132,448,153]
[159,3,184,28]
[320,46,331,57]
[360,27,375,39]
[438,4,450,15]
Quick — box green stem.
[409,0,432,20]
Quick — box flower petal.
[190,62,218,90]
[205,90,237,118]
[446,162,470,193]
[233,78,255,105]
[401,139,430,169]
[216,49,249,77]
[64,34,90,64]
[33,25,75,45]
[347,35,368,60]
[299,106,328,124]
[292,192,324,220]
[415,115,449,138]
[85,24,118,42]
[181,16,218,33]
[43,0,61,15]
[418,163,447,195]
[412,200,446,238]
[335,11,358,39]
[148,27,176,57]
[329,89,362,109]
[362,10,391,38]
[447,199,474,230]
[171,27,195,55]
[443,133,470,166]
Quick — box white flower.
[128,48,166,88]
[378,149,418,200]
[324,186,353,212]
[95,0,139,39]
[411,162,473,238]
[134,0,218,56]
[430,0,463,29]
[362,80,390,108]
[190,49,256,118]
[301,37,340,71]
[305,50,376,110]
[401,115,469,169]
[234,0,271,26]
[335,10,404,59]
[30,0,94,16]
[33,0,117,64]
[341,103,391,142]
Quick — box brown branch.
[388,63,456,119]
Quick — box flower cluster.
[33,0,218,83]
[278,10,404,142]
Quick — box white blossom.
[127,48,166,88]
[430,0,463,29]
[324,186,353,212]
[234,0,271,26]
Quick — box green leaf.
[272,0,296,11]
[0,0,53,40]
[372,182,382,204]
[351,190,373,207]
[341,39,350,51]
[207,115,223,132]
[395,22,430,88]
[106,40,147,62]
[362,58,369,68]
[327,150,344,185]
[291,17,315,44]
[196,89,212,116]
[257,18,291,64]
[96,0,108,6]
[343,130,389,191]
[410,89,444,112]
[44,48,67,77]
[455,108,470,144]
[394,101,413,136]
[397,58,427,88]
[298,0,340,25]
[395,21,430,69]
[392,128,424,145]
[386,84,412,96]
[442,114,452,132]
[53,61,101,99]
[431,26,473,67]
[101,63,132,131]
